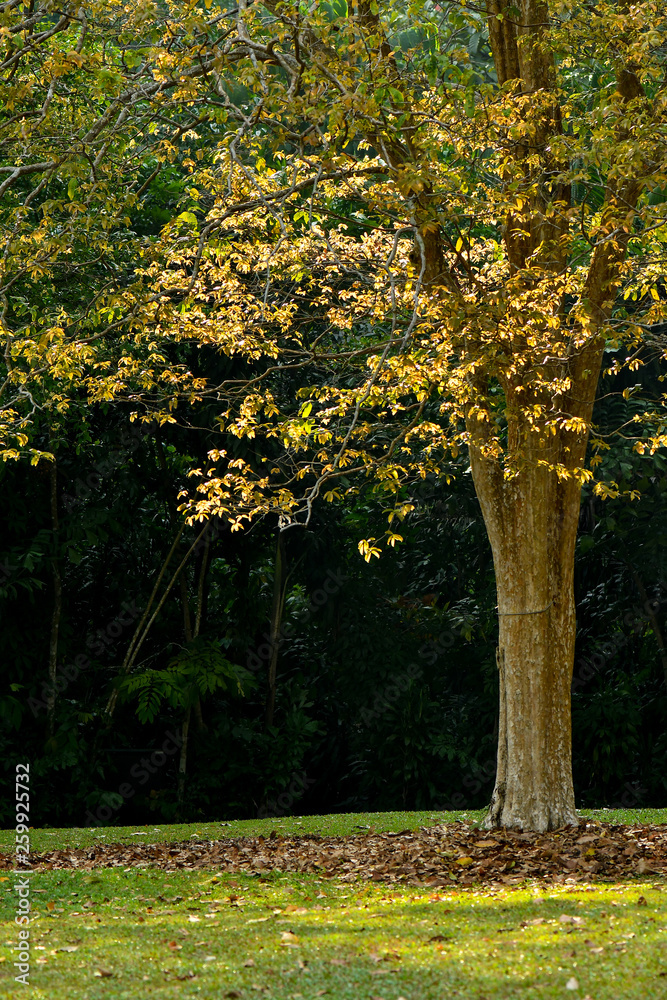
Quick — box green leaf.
[177,211,198,228]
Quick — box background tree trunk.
[46,455,61,736]
[265,531,286,729]
[176,706,191,816]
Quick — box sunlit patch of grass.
[1,867,666,998]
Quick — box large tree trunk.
[471,443,580,831]
[463,0,644,831]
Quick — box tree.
[3,1,667,830]
[171,0,667,831]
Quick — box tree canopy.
[2,0,667,831]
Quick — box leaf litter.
[4,821,666,886]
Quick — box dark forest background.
[1,340,666,830]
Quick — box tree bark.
[192,526,211,732]
[176,704,191,816]
[464,0,646,831]
[472,438,580,831]
[179,569,193,643]
[265,530,286,728]
[102,523,185,721]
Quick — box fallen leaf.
[93,969,114,978]
[3,821,667,889]
[244,958,256,967]
[566,977,579,990]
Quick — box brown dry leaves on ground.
[4,822,667,887]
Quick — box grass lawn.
[1,807,666,854]
[1,870,666,999]
[1,810,666,998]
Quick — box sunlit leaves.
[1,0,666,535]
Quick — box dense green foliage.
[1,0,666,829]
[0,386,665,825]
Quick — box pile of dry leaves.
[3,822,666,886]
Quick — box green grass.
[2,808,666,854]
[0,812,479,853]
[1,867,666,998]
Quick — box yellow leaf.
[455,237,463,253]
